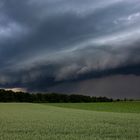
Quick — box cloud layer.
[0,0,140,98]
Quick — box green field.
[47,102,140,113]
[0,102,140,140]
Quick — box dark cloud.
[47,75,140,99]
[0,0,140,98]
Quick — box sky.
[0,0,140,98]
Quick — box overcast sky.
[0,0,140,98]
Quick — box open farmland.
[47,101,140,113]
[0,103,140,140]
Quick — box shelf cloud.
[0,0,140,98]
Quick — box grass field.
[0,102,140,140]
[47,101,140,113]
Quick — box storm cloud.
[0,0,140,98]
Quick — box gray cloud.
[47,75,140,99]
[0,0,140,98]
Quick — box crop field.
[0,102,140,140]
[48,101,140,113]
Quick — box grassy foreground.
[0,103,140,140]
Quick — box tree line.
[0,89,115,103]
